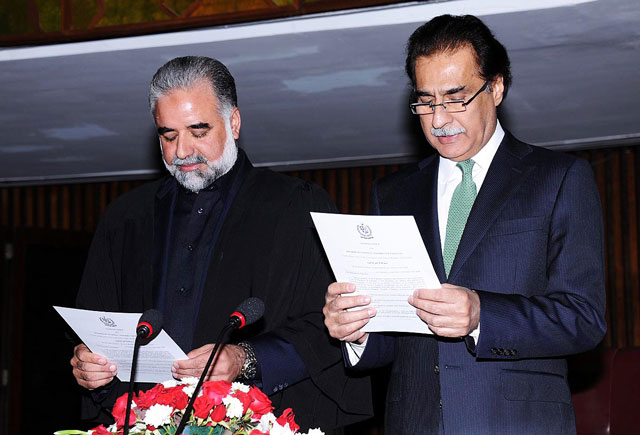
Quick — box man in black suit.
[69,56,371,431]
[323,15,605,434]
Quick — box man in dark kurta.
[69,56,371,432]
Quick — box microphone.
[136,309,163,340]
[123,309,164,435]
[174,298,265,435]
[229,297,265,329]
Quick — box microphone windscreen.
[235,297,265,326]
[137,309,163,339]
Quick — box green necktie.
[443,159,477,277]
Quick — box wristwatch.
[236,341,258,381]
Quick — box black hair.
[405,15,512,98]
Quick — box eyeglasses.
[410,81,489,115]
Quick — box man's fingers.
[73,343,109,365]
[337,318,371,341]
[326,282,356,300]
[73,368,115,389]
[333,294,371,311]
[186,344,214,359]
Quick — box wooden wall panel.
[2,147,640,348]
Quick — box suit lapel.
[448,134,534,281]
[413,157,447,283]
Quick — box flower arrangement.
[55,378,323,435]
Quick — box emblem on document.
[357,223,373,239]
[99,316,117,328]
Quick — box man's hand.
[172,343,245,382]
[408,283,480,337]
[323,282,376,344]
[70,343,117,390]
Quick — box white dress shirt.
[346,121,505,364]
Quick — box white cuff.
[345,337,369,365]
[468,322,480,344]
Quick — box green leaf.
[54,431,90,435]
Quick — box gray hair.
[149,56,238,116]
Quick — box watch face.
[238,342,257,381]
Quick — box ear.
[491,75,505,107]
[230,107,241,139]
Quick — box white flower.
[256,412,277,431]
[143,404,174,427]
[161,379,178,388]
[182,384,196,398]
[303,429,325,435]
[129,422,146,433]
[180,376,199,386]
[232,382,250,393]
[270,421,296,435]
[222,396,244,419]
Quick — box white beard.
[161,120,238,192]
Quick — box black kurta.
[76,156,372,431]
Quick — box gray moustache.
[172,154,207,165]
[431,127,466,137]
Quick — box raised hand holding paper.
[311,212,441,334]
[55,306,187,383]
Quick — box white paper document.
[54,306,187,383]
[311,212,442,334]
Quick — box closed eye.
[192,129,209,139]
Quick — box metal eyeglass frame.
[410,80,490,115]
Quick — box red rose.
[90,425,111,434]
[201,380,232,405]
[112,393,136,428]
[193,395,215,419]
[136,384,164,409]
[171,388,189,410]
[210,404,227,422]
[233,390,252,414]
[155,385,189,410]
[276,408,299,432]
[248,386,273,419]
[250,430,269,435]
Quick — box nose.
[431,104,452,129]
[175,133,194,160]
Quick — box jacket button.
[434,364,439,374]
[439,399,443,409]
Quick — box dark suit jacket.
[76,159,372,431]
[356,133,606,434]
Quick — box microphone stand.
[123,335,143,435]
[174,323,235,435]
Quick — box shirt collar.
[439,120,504,181]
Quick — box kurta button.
[439,399,442,409]
[179,286,186,293]
[490,347,498,355]
[197,207,204,214]
[434,364,439,374]
[187,244,193,251]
